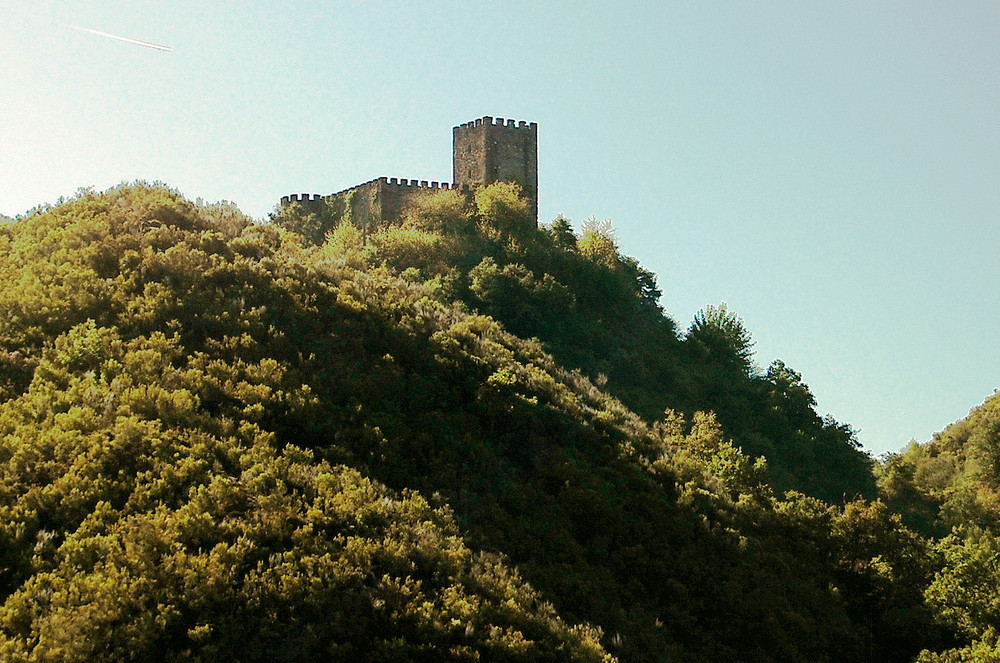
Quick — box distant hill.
[0,182,990,661]
[880,390,1000,535]
[878,392,1000,660]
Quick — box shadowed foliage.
[0,182,986,660]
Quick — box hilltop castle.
[280,116,537,234]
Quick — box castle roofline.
[456,116,537,130]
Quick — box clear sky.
[3,1,999,456]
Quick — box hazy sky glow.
[3,1,999,456]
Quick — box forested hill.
[0,182,991,661]
[876,391,1000,660]
[880,391,1000,533]
[274,184,876,504]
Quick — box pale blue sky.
[3,1,999,456]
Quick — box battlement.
[457,116,537,131]
[280,193,324,206]
[382,177,472,192]
[279,193,326,216]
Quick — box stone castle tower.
[453,117,538,218]
[280,116,537,234]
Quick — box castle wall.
[279,193,325,216]
[318,178,473,237]
[378,178,472,228]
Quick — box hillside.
[274,184,876,504]
[880,391,1000,535]
[878,393,1000,661]
[0,182,989,661]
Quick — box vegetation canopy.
[0,182,994,660]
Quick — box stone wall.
[377,178,473,229]
[279,193,325,216]
[319,178,473,237]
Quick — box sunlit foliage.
[0,182,984,661]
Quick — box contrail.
[9,5,173,52]
[66,24,173,52]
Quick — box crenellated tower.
[453,116,538,218]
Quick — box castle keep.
[453,117,537,217]
[280,116,537,234]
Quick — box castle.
[280,116,538,235]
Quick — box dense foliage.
[275,185,876,504]
[879,392,1000,660]
[0,182,992,660]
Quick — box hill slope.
[878,393,1000,661]
[880,391,1000,535]
[0,183,971,661]
[274,185,876,504]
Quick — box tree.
[926,529,1000,642]
[687,302,756,377]
[577,216,619,269]
[475,182,533,242]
